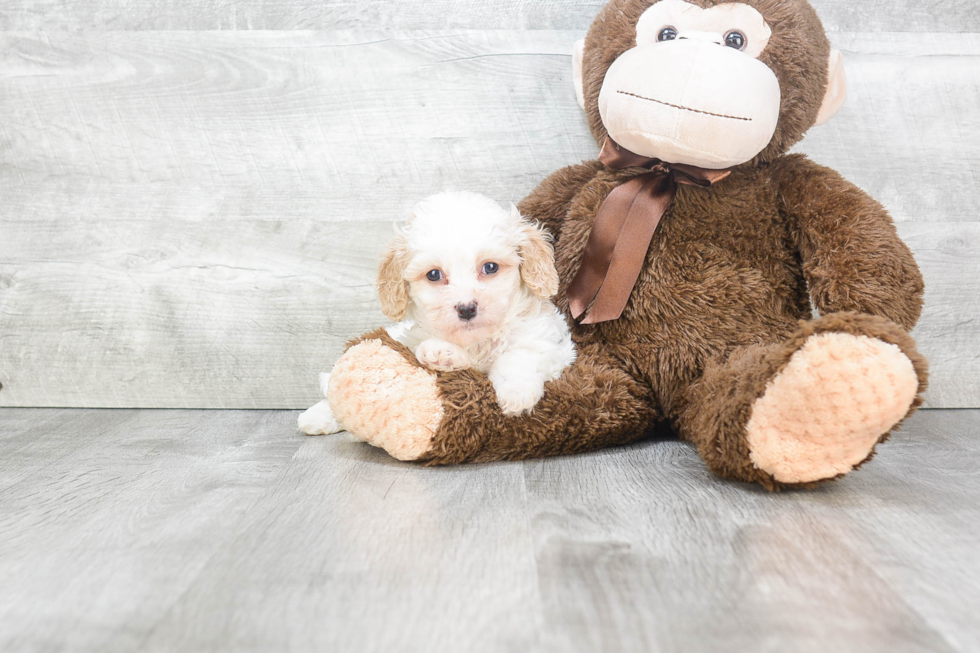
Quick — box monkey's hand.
[776,155,924,331]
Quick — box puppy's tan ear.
[517,213,560,299]
[377,232,411,321]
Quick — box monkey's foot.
[328,339,443,461]
[746,333,918,484]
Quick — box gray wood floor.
[1,408,977,652]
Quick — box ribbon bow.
[566,137,731,324]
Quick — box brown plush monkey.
[324,0,927,489]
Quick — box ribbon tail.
[567,174,652,318]
[579,174,675,324]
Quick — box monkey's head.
[573,0,846,169]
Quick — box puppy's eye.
[658,26,678,42]
[425,269,443,282]
[724,30,746,50]
[482,262,499,275]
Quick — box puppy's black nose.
[456,302,478,321]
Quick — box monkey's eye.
[482,262,499,275]
[426,269,443,282]
[657,27,678,42]
[724,30,747,50]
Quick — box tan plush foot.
[327,339,443,461]
[746,333,919,484]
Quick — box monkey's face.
[577,0,846,168]
[599,0,780,169]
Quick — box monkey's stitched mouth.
[617,91,753,122]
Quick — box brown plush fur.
[339,0,927,489]
[426,341,661,464]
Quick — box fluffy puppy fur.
[298,191,576,435]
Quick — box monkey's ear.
[815,50,847,126]
[572,38,586,111]
[518,220,560,300]
[377,232,411,321]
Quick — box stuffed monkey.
[324,0,927,489]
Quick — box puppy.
[298,191,576,436]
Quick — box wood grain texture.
[0,407,978,651]
[0,410,305,653]
[0,30,590,218]
[0,29,978,408]
[524,440,965,652]
[799,33,980,224]
[140,425,542,653]
[1,220,975,408]
[0,219,390,408]
[1,0,978,32]
[900,223,980,408]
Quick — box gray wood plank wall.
[0,3,978,408]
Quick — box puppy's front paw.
[492,375,545,417]
[415,339,471,372]
[298,400,342,435]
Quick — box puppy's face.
[378,192,559,347]
[404,237,523,347]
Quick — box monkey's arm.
[518,160,603,240]
[774,154,924,331]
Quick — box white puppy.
[298,191,576,436]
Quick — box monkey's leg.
[677,312,928,489]
[328,329,660,463]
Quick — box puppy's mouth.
[445,316,496,343]
[453,319,486,332]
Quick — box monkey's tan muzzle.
[598,38,781,169]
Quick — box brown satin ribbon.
[567,137,731,324]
